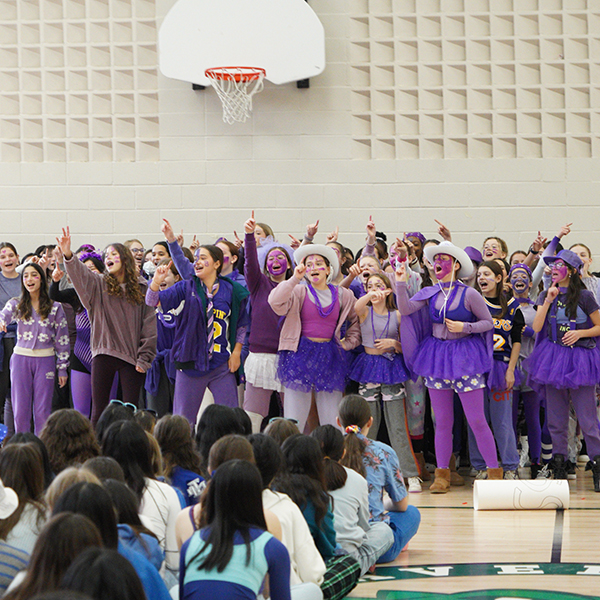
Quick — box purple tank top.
[301,294,339,339]
[360,307,399,348]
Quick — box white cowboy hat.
[423,241,474,279]
[294,244,340,283]
[0,478,19,520]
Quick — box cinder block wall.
[0,0,598,261]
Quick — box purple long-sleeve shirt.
[0,299,70,376]
[395,281,493,340]
[244,232,285,354]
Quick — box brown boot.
[487,467,504,480]
[429,468,451,494]
[415,452,431,481]
[449,453,465,486]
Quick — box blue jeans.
[376,505,421,564]
[468,388,520,471]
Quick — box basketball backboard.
[158,0,326,87]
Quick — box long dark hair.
[477,260,508,318]
[62,547,146,600]
[274,435,330,527]
[192,459,267,573]
[103,479,159,545]
[4,513,102,600]
[338,395,371,478]
[17,262,53,320]
[102,243,144,305]
[564,267,587,320]
[5,433,54,490]
[420,239,440,288]
[195,405,245,474]
[0,443,46,540]
[154,415,202,479]
[52,482,119,550]
[311,425,348,492]
[101,421,153,501]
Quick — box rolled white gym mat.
[473,479,570,510]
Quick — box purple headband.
[79,251,103,264]
[405,232,426,244]
[508,263,533,280]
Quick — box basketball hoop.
[205,66,266,124]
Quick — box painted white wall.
[0,0,598,263]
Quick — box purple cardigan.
[268,277,360,352]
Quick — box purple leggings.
[11,353,56,435]
[512,389,542,464]
[429,387,498,469]
[174,362,238,427]
[243,382,273,416]
[545,385,600,459]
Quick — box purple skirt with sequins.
[277,337,348,393]
[487,358,522,392]
[525,337,600,390]
[349,351,409,385]
[412,335,491,381]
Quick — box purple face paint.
[510,269,531,295]
[266,251,288,276]
[551,260,569,284]
[433,254,454,280]
[222,256,230,263]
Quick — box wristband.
[528,246,539,255]
[304,234,314,242]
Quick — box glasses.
[110,399,136,411]
[130,248,146,254]
[268,417,299,425]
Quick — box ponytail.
[337,395,372,478]
[311,425,348,492]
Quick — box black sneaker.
[585,455,600,492]
[551,454,568,480]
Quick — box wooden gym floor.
[349,466,600,600]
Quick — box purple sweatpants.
[10,353,56,435]
[429,387,499,469]
[545,385,600,459]
[174,362,238,427]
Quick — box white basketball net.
[205,67,266,124]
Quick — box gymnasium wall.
[1,0,599,257]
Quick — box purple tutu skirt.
[487,359,521,392]
[525,338,600,390]
[413,335,491,381]
[278,337,348,393]
[349,351,409,385]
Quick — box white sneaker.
[536,464,552,479]
[408,477,422,493]
[474,470,488,480]
[504,470,519,480]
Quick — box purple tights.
[429,387,498,469]
[512,389,542,464]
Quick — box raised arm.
[394,264,427,315]
[162,219,195,280]
[243,211,265,293]
[58,228,101,310]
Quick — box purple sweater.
[64,254,157,371]
[244,232,283,354]
[0,299,70,376]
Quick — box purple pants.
[174,362,238,427]
[11,353,56,435]
[545,385,600,459]
[429,387,499,469]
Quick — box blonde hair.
[45,467,101,512]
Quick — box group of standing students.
[0,217,600,499]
